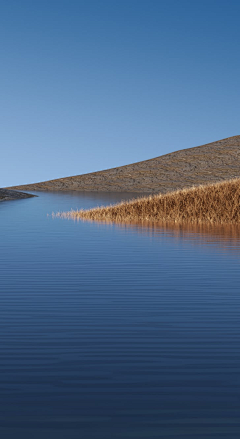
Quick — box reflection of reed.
[95,219,240,241]
[55,210,240,255]
[132,221,240,242]
[57,178,240,225]
[113,221,240,255]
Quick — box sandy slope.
[8,135,240,194]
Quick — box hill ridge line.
[8,135,240,194]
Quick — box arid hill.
[0,189,34,202]
[8,135,240,194]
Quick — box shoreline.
[0,189,35,202]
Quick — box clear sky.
[1,0,240,187]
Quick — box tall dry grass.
[57,178,240,224]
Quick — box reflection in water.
[115,221,240,251]
[62,214,240,256]
[1,191,240,439]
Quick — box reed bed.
[57,178,240,224]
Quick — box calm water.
[1,191,240,439]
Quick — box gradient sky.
[1,0,240,187]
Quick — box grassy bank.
[58,178,240,224]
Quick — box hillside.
[59,178,240,225]
[8,135,240,194]
[0,189,34,202]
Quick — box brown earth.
[0,189,35,202]
[8,135,240,194]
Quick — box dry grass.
[56,178,240,224]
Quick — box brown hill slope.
[8,135,240,194]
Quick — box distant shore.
[0,189,35,202]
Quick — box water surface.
[1,191,240,438]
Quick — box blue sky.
[1,0,240,187]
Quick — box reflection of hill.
[9,135,240,193]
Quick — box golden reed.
[57,178,240,224]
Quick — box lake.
[1,191,240,439]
